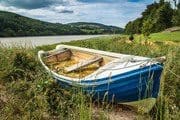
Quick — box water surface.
[0,35,106,47]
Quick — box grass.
[150,31,180,42]
[0,46,95,120]
[133,31,180,43]
[0,31,180,120]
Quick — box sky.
[0,0,157,28]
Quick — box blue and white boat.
[38,45,165,103]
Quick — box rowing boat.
[38,44,165,103]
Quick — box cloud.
[0,0,77,9]
[58,10,74,13]
[0,0,153,27]
[50,5,74,14]
[0,0,51,9]
[70,1,150,27]
[78,0,152,3]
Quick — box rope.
[99,59,180,80]
[60,53,180,79]
[155,64,180,79]
[100,61,148,70]
[99,58,155,71]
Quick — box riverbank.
[0,33,179,120]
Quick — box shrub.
[129,34,134,41]
[7,51,40,81]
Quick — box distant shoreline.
[0,34,113,39]
[0,35,110,47]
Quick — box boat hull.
[53,64,163,103]
[38,45,164,103]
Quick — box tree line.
[0,11,123,37]
[125,0,180,36]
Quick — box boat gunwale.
[38,44,163,84]
[52,63,163,86]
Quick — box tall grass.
[150,31,180,42]
[38,35,180,119]
[0,44,104,120]
[0,34,179,120]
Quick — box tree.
[142,18,154,36]
[129,34,134,41]
[172,3,180,26]
[160,0,165,5]
[156,3,174,30]
[3,28,16,37]
[0,11,123,37]
[125,22,133,34]
[17,29,24,36]
[132,18,143,34]
[125,1,175,35]
[125,18,143,34]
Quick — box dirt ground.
[92,104,140,120]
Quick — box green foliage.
[150,31,180,42]
[65,35,180,120]
[7,52,39,81]
[0,45,101,120]
[142,2,173,33]
[0,11,123,37]
[129,34,134,41]
[0,33,179,119]
[125,1,178,35]
[142,18,154,36]
[69,22,124,34]
[2,28,16,37]
[125,18,143,34]
[150,49,180,120]
[172,4,180,26]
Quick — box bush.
[7,51,40,81]
[129,34,134,41]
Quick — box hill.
[68,22,123,34]
[0,11,123,37]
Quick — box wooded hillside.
[0,11,123,37]
[125,0,180,36]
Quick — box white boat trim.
[38,44,159,81]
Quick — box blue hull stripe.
[52,63,163,102]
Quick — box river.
[0,35,107,47]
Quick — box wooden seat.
[45,48,72,62]
[65,56,104,73]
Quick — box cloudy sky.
[0,0,155,28]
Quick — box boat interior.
[43,48,115,78]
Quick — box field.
[150,31,180,42]
[0,32,179,120]
[132,31,180,43]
